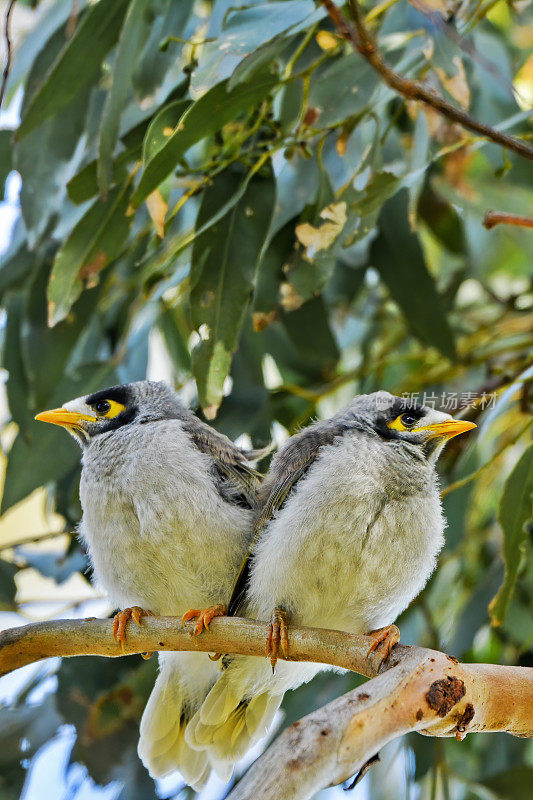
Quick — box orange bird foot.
[266,606,290,673]
[366,624,400,669]
[112,606,154,656]
[181,604,227,636]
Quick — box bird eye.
[387,411,420,432]
[94,400,111,415]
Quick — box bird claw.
[366,624,400,669]
[181,604,227,636]
[266,606,290,673]
[112,606,154,656]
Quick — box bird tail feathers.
[185,666,283,779]
[138,652,216,790]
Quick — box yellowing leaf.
[280,282,304,311]
[514,53,533,111]
[295,201,347,252]
[145,190,167,238]
[435,57,470,110]
[316,30,338,51]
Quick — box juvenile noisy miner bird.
[35,380,263,789]
[185,391,476,779]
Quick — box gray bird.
[35,380,263,789]
[185,391,476,777]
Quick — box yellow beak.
[413,419,477,441]
[35,408,95,428]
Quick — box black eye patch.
[87,385,130,407]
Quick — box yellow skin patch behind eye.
[97,399,126,419]
[388,414,411,432]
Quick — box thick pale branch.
[320,0,533,162]
[2,615,531,800]
[227,649,533,800]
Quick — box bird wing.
[181,415,263,508]
[227,418,351,615]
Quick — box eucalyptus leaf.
[190,166,275,416]
[47,181,133,326]
[17,0,130,139]
[98,0,152,195]
[370,189,456,360]
[489,443,533,625]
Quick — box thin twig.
[483,211,533,230]
[319,0,533,162]
[0,0,16,110]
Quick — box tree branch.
[319,0,533,162]
[0,615,386,678]
[227,648,533,800]
[483,210,533,230]
[1,615,531,800]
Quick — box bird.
[185,391,476,777]
[35,380,263,789]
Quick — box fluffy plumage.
[186,391,474,776]
[37,380,261,789]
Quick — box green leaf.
[142,100,191,163]
[253,222,295,322]
[0,221,36,298]
[133,0,194,96]
[418,181,466,255]
[130,67,279,209]
[23,261,101,409]
[370,189,456,360]
[14,22,92,243]
[157,304,191,375]
[282,296,339,378]
[482,767,533,800]
[67,146,137,205]
[1,363,117,513]
[3,292,32,431]
[47,181,133,326]
[308,51,379,128]
[0,129,13,196]
[98,0,151,195]
[17,0,130,140]
[190,166,275,416]
[489,443,533,625]
[192,1,313,92]
[0,558,18,609]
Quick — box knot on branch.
[425,675,466,717]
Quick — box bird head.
[35,381,184,446]
[352,391,476,462]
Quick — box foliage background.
[0,0,532,798]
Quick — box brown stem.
[483,211,533,230]
[319,0,533,162]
